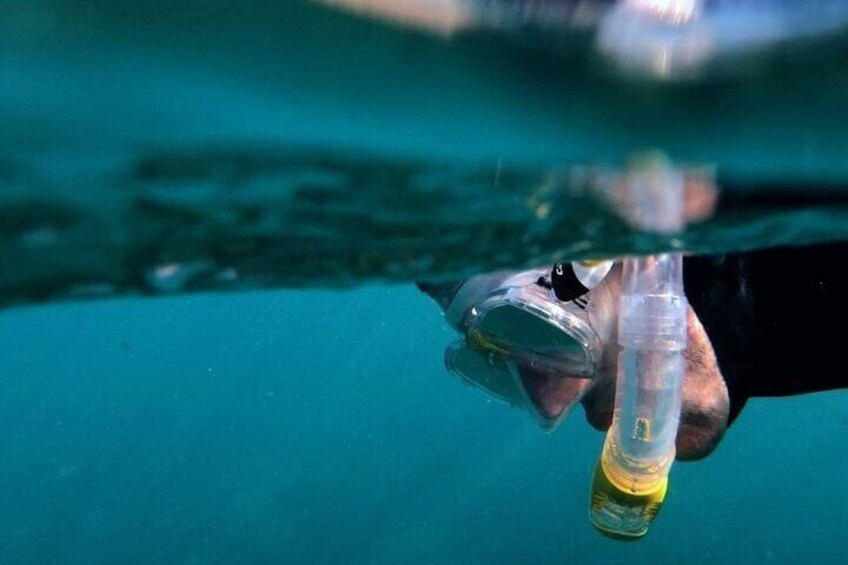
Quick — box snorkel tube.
[589,155,688,539]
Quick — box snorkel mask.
[443,262,615,430]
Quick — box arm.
[685,241,848,424]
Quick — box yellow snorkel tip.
[589,459,668,541]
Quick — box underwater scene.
[2,1,847,563]
[2,288,846,563]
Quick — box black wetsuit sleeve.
[684,241,848,425]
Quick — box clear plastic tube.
[605,254,687,489]
[589,153,688,539]
[590,254,687,538]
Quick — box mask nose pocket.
[512,360,594,426]
[444,340,525,408]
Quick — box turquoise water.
[1,286,846,563]
[2,1,848,307]
[2,2,847,562]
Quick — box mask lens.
[472,300,593,374]
[443,271,607,431]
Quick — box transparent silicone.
[467,270,603,377]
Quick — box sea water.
[1,288,845,563]
[1,1,846,563]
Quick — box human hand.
[579,267,731,461]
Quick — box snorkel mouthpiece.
[589,154,688,539]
